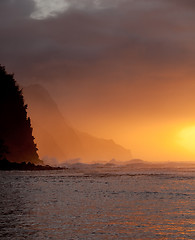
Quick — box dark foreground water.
[0,169,195,239]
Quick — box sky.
[0,0,195,162]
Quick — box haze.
[1,0,195,162]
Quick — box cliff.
[24,84,131,163]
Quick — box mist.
[0,0,195,162]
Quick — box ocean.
[0,168,194,239]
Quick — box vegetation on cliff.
[0,65,41,164]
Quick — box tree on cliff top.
[0,65,41,164]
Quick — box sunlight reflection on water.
[0,169,194,239]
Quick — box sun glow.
[178,126,195,154]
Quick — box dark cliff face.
[0,65,41,164]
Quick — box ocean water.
[0,168,194,240]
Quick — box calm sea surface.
[0,168,195,239]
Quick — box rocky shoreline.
[0,159,63,171]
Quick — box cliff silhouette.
[0,65,42,164]
[24,84,132,163]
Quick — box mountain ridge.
[23,84,132,164]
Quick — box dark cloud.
[0,0,194,84]
[172,0,195,8]
[0,0,35,22]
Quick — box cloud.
[30,0,137,20]
[0,0,194,83]
[0,0,34,21]
[31,0,70,20]
[172,0,195,9]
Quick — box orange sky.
[1,0,195,162]
[52,67,195,162]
